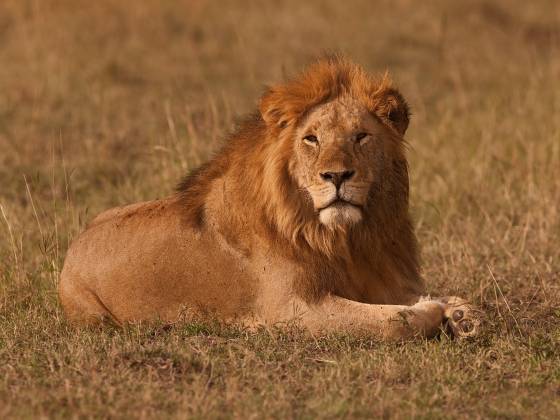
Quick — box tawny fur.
[59,57,480,339]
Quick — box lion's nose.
[320,170,355,188]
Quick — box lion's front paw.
[439,297,481,338]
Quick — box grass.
[1,0,559,418]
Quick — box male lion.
[59,57,480,339]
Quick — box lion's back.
[87,199,177,229]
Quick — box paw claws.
[439,297,482,339]
[452,309,464,322]
[459,319,474,333]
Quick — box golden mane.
[259,56,410,135]
[177,57,418,297]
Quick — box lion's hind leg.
[58,277,121,327]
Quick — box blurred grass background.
[0,0,559,418]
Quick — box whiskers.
[339,182,369,205]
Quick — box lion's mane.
[178,57,421,301]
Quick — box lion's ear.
[259,89,291,129]
[374,88,410,136]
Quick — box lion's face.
[259,58,410,244]
[290,96,390,228]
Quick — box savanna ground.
[0,0,559,418]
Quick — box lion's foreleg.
[293,295,446,340]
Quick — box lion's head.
[179,57,415,264]
[255,57,411,256]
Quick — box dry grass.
[1,0,559,418]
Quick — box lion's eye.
[356,132,369,142]
[303,135,318,145]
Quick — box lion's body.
[59,58,479,339]
[60,197,257,323]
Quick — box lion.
[59,57,480,339]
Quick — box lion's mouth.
[317,198,364,226]
[318,199,362,212]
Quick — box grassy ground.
[1,0,559,418]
